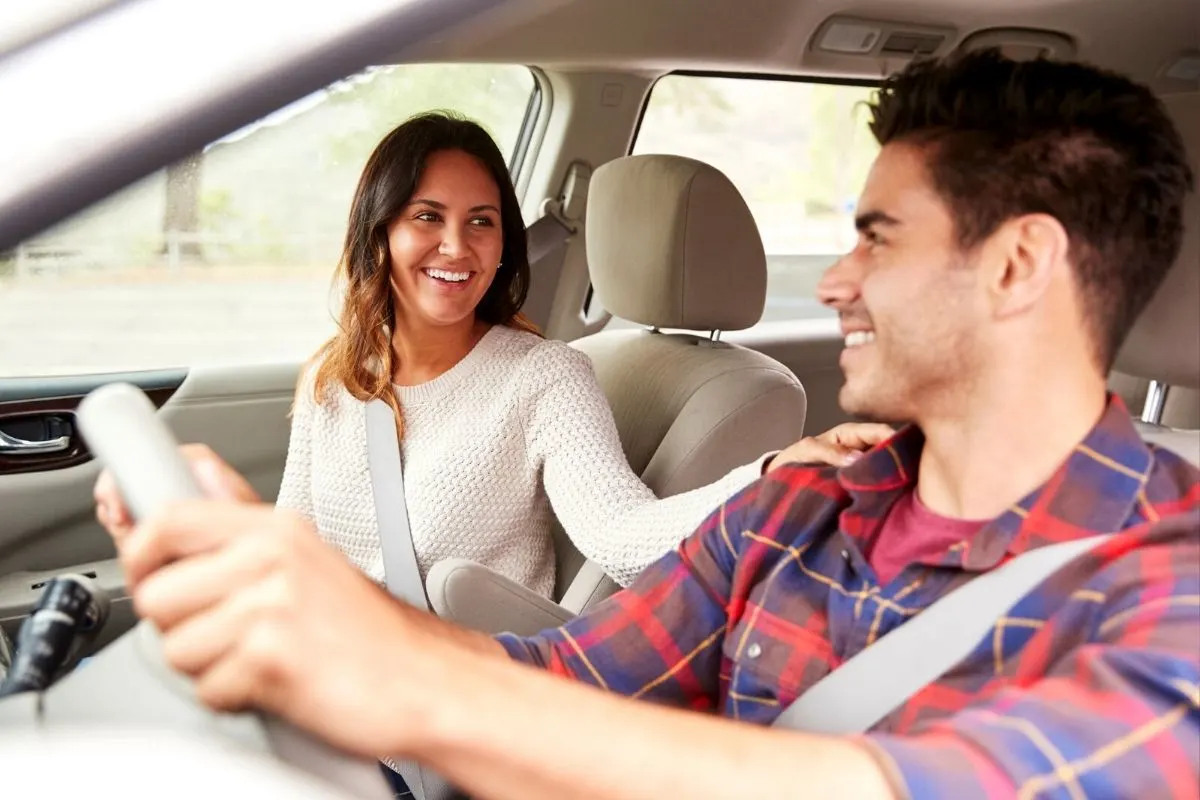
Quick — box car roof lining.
[394,0,1200,94]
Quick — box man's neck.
[914,367,1108,521]
[391,316,489,386]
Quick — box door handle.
[0,428,71,455]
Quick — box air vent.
[880,31,945,56]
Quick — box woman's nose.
[439,226,469,259]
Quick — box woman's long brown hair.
[307,112,540,434]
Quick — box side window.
[623,74,879,325]
[0,64,536,377]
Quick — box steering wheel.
[0,383,393,799]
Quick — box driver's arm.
[116,462,1199,800]
[395,513,1200,800]
[399,480,897,800]
[410,646,895,800]
[120,474,896,800]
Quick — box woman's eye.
[470,216,495,227]
[415,211,440,223]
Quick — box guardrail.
[2,231,342,278]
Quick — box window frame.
[585,70,882,322]
[508,66,545,179]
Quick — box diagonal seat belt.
[772,533,1114,735]
[366,399,458,800]
[366,398,428,611]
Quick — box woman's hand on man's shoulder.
[765,422,897,473]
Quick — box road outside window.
[0,64,535,377]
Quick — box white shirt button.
[746,643,763,659]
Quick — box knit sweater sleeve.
[274,369,316,523]
[523,342,767,587]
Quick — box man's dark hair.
[868,48,1194,370]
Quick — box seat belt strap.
[525,211,574,264]
[364,398,431,800]
[772,533,1114,735]
[365,398,428,611]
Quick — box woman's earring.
[496,261,503,271]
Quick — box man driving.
[96,49,1199,799]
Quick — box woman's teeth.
[845,330,876,348]
[425,268,471,283]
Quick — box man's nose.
[815,252,862,311]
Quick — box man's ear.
[984,213,1069,319]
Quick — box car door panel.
[0,369,186,477]
[0,362,300,647]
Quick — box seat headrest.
[586,154,767,332]
[1113,93,1200,388]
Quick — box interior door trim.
[0,369,186,475]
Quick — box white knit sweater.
[276,325,765,596]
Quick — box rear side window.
[0,64,537,377]
[627,74,879,325]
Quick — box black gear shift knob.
[0,573,110,697]
[0,622,13,681]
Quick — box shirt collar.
[836,395,1153,571]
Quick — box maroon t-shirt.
[868,490,988,585]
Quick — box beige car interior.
[0,0,1197,659]
[1111,92,1200,464]
[426,154,809,633]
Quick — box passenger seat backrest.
[1112,92,1200,465]
[553,154,808,611]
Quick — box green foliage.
[199,188,237,232]
[23,62,882,274]
[325,64,534,167]
[650,76,733,124]
[638,76,881,220]
[803,86,879,213]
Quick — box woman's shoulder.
[291,354,362,420]
[491,325,595,389]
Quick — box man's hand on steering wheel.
[94,444,260,542]
[116,498,456,760]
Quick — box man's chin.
[838,383,909,426]
[838,382,872,418]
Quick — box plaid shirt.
[498,397,1200,799]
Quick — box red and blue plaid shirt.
[499,397,1200,798]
